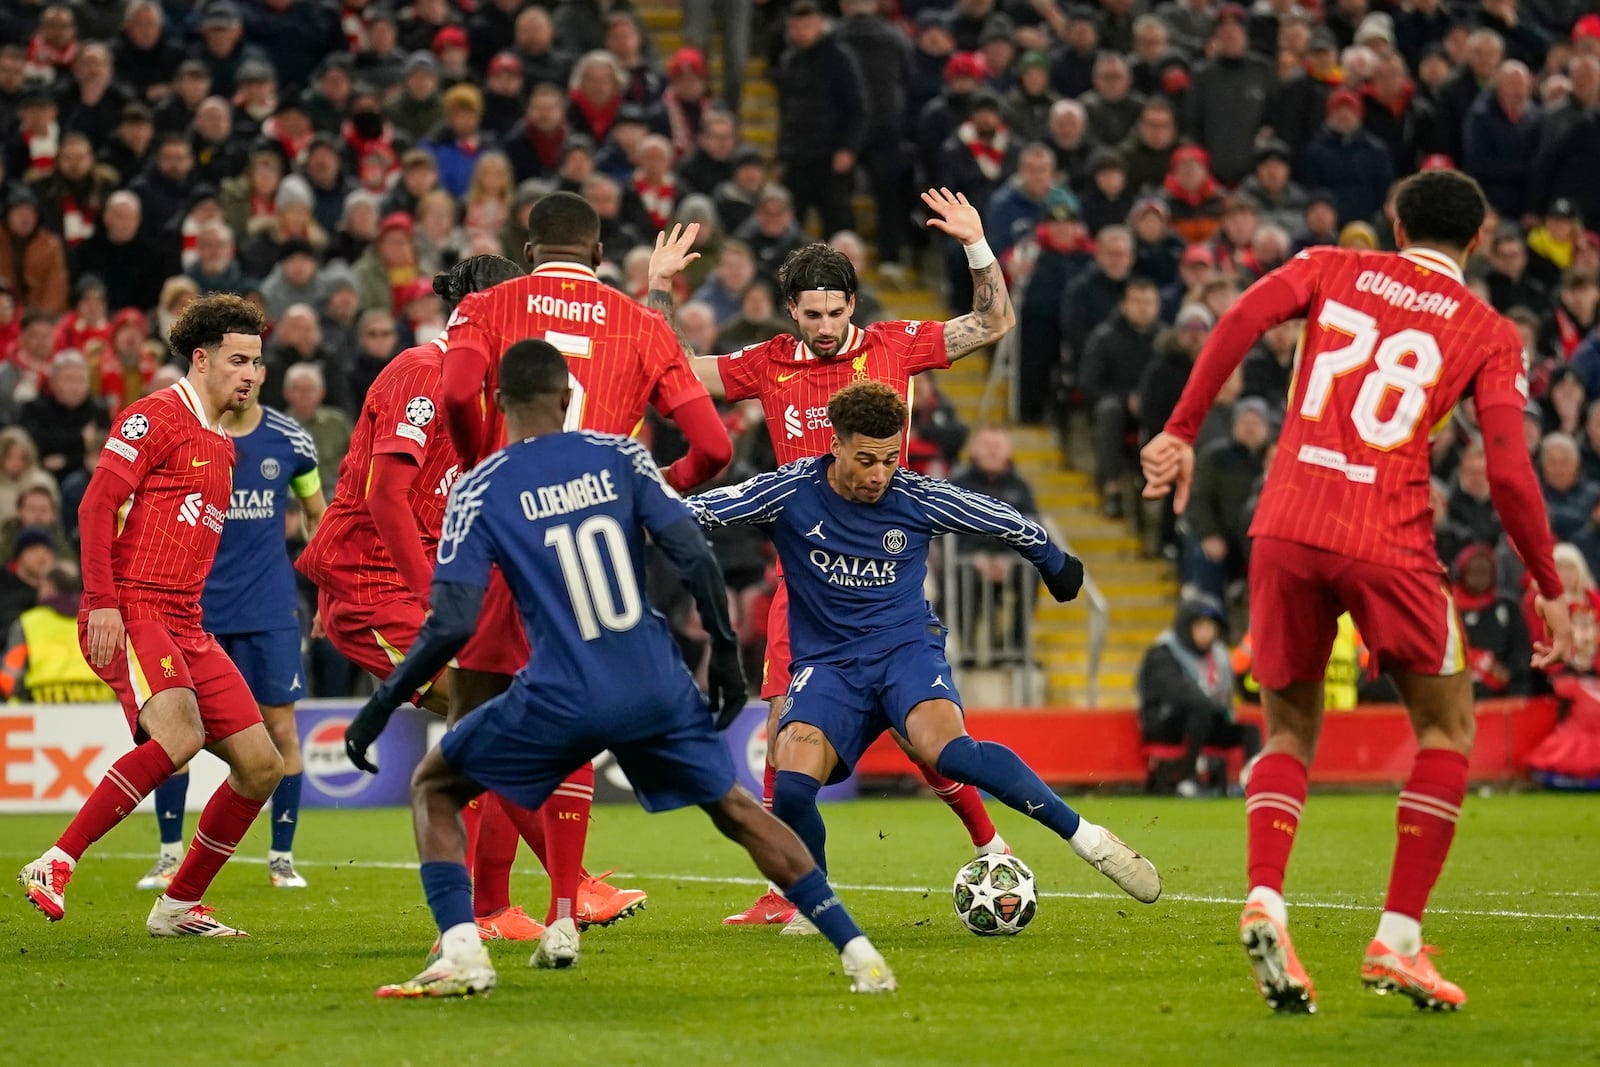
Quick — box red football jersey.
[95,378,236,634]
[442,261,705,463]
[717,319,950,465]
[1167,246,1527,570]
[298,339,460,603]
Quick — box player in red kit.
[436,192,732,933]
[1142,170,1573,1014]
[303,255,560,942]
[647,188,1021,927]
[19,295,284,937]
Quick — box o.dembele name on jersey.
[521,469,621,520]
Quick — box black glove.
[1042,553,1085,603]
[344,698,396,775]
[706,641,748,730]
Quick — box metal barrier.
[1044,514,1110,708]
[936,525,1108,707]
[937,519,1107,707]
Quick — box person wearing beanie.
[1081,146,1137,235]
[1185,5,1275,184]
[1001,48,1061,143]
[1183,394,1272,602]
[1299,89,1394,226]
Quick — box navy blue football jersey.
[201,407,321,635]
[433,430,699,707]
[689,457,1065,662]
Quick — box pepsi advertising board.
[297,702,430,808]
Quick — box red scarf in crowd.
[19,122,60,174]
[957,122,1009,181]
[526,122,568,171]
[657,87,700,160]
[99,310,158,416]
[1163,169,1219,207]
[58,192,95,245]
[569,89,621,143]
[1554,303,1591,358]
[24,35,77,81]
[342,4,370,51]
[633,171,677,229]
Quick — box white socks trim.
[440,921,481,962]
[1246,886,1288,927]
[1068,820,1106,860]
[1375,911,1423,956]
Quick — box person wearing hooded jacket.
[1137,591,1261,796]
[1453,543,1534,699]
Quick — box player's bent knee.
[902,699,966,765]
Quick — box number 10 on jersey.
[546,515,642,640]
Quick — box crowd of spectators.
[1,0,1597,703]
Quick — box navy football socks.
[936,735,1083,840]
[771,770,827,874]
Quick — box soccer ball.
[952,854,1037,936]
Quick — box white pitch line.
[14,851,1600,923]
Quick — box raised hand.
[921,187,984,246]
[649,223,701,287]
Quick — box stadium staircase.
[642,3,1174,707]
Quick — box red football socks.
[461,794,484,870]
[56,740,176,860]
[541,764,593,924]
[762,763,776,811]
[916,762,997,847]
[470,793,517,918]
[165,781,265,903]
[1243,752,1309,894]
[1383,748,1469,921]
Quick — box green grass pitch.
[4,793,1597,1066]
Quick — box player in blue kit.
[342,339,895,998]
[136,394,326,892]
[689,382,1162,927]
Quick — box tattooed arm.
[922,188,1017,362]
[648,223,728,398]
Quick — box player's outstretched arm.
[923,188,1017,362]
[1478,400,1573,668]
[344,581,484,773]
[646,222,728,399]
[654,517,747,727]
[914,473,1083,601]
[686,463,805,529]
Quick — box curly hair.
[828,381,908,441]
[433,254,524,311]
[777,242,857,305]
[167,293,263,362]
[1394,170,1486,251]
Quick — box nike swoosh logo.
[764,911,788,922]
[776,370,804,383]
[191,458,211,467]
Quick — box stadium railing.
[938,520,1107,706]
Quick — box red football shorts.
[455,566,529,676]
[81,615,260,745]
[317,589,442,703]
[1248,536,1466,689]
[760,577,792,701]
